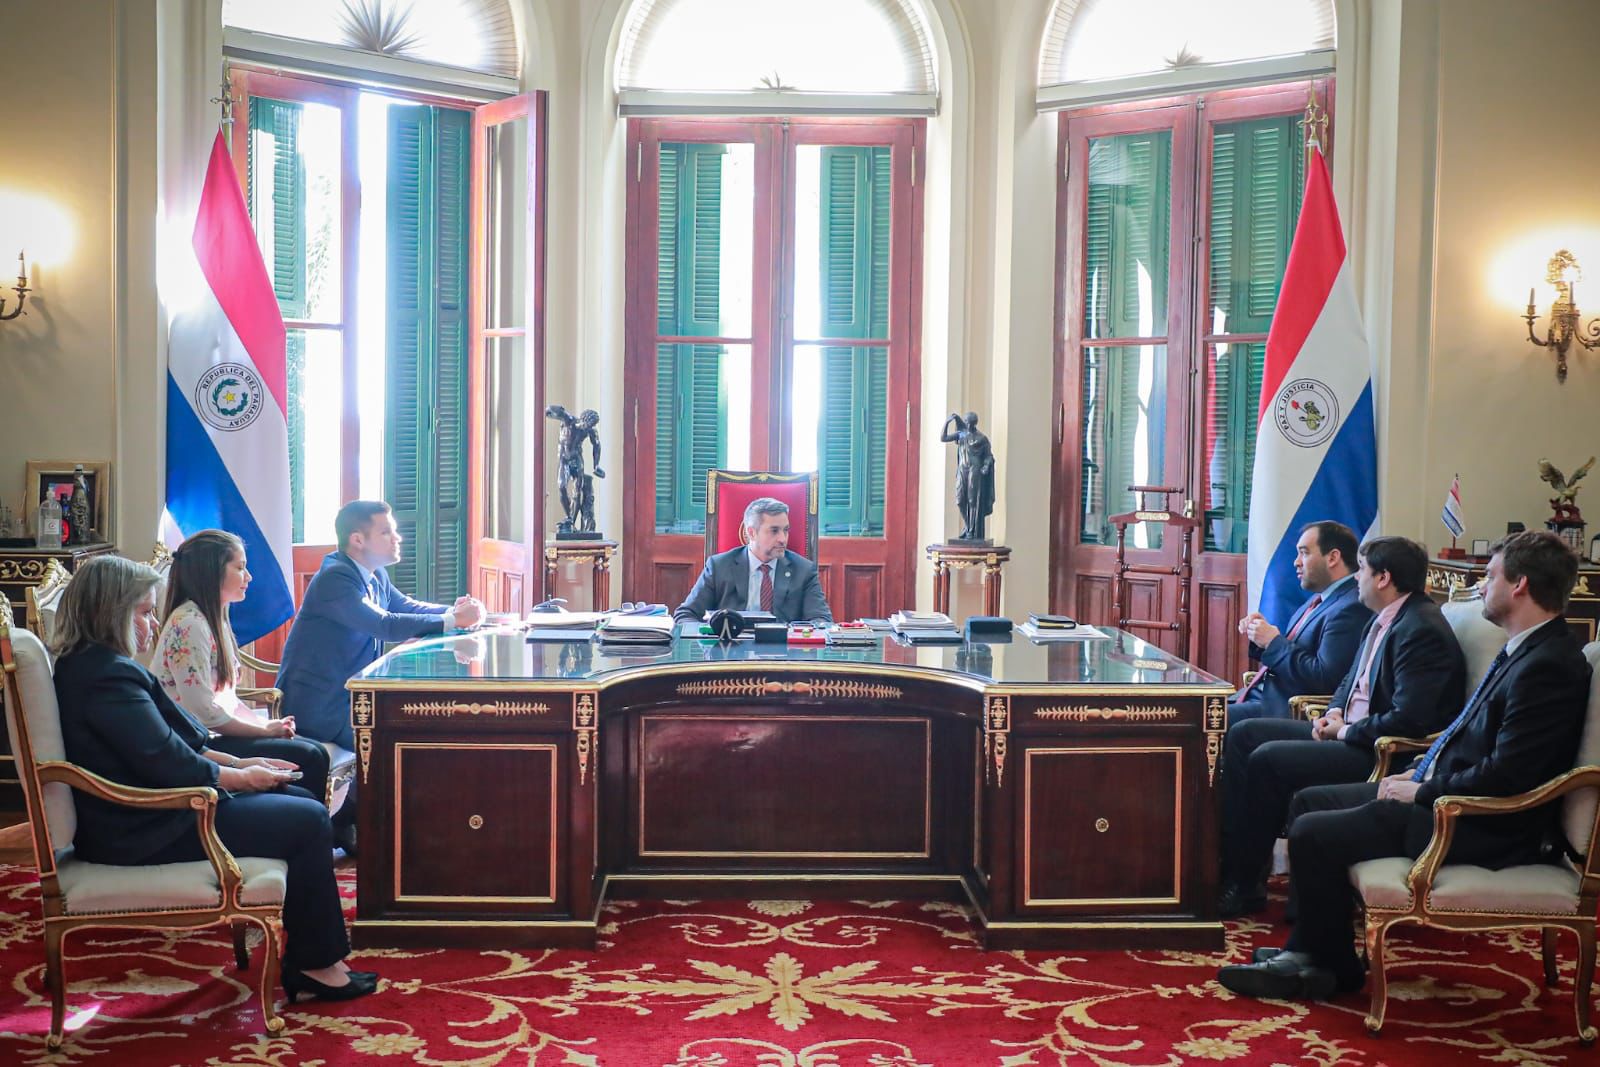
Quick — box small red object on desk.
[787,624,827,645]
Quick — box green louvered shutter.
[1084,133,1171,339]
[655,143,728,532]
[1204,115,1305,551]
[817,147,890,537]
[384,104,470,598]
[247,98,309,541]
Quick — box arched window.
[1038,0,1334,108]
[616,0,937,114]
[1042,0,1338,680]
[617,0,934,617]
[217,0,547,627]
[223,0,520,97]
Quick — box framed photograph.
[23,461,111,545]
[1471,538,1491,557]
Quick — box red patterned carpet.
[0,865,1592,1065]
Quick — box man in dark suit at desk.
[673,497,833,625]
[1217,536,1466,917]
[278,500,485,852]
[1219,530,1591,1000]
[1230,520,1371,722]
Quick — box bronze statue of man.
[941,411,996,542]
[545,404,605,538]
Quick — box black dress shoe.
[1217,952,1337,1001]
[333,825,358,858]
[283,969,378,1004]
[1217,883,1268,919]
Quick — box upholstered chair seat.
[54,852,287,914]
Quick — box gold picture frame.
[23,461,112,544]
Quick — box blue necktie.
[1411,648,1509,782]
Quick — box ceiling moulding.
[223,27,519,103]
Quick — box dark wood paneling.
[1074,574,1111,624]
[1021,745,1180,906]
[1197,581,1242,683]
[648,562,696,612]
[394,743,557,902]
[840,563,885,621]
[634,714,929,858]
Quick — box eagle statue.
[1539,456,1596,525]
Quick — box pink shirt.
[1338,593,1411,732]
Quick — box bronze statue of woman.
[940,411,996,542]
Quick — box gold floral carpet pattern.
[0,866,1593,1065]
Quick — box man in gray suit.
[673,497,834,625]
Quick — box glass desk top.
[354,623,1231,691]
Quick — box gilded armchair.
[1350,641,1600,1042]
[0,601,288,1048]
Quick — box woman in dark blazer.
[51,555,377,1003]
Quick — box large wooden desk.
[348,625,1233,951]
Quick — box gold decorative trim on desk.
[1034,704,1180,722]
[984,695,1011,786]
[676,677,903,701]
[573,693,598,786]
[352,689,375,785]
[400,700,552,718]
[1203,695,1227,787]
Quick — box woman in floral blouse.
[154,529,331,808]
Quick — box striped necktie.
[1240,593,1323,696]
[1411,648,1509,782]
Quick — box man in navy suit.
[1219,531,1591,1000]
[1216,536,1466,917]
[1229,521,1371,722]
[278,500,485,852]
[673,497,833,626]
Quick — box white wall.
[0,5,118,533]
[5,0,1599,608]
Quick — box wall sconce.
[0,251,29,322]
[1524,249,1599,383]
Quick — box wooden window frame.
[623,116,924,619]
[1049,80,1332,678]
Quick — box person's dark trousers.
[1227,730,1377,890]
[207,735,332,813]
[1282,781,1542,985]
[1225,696,1279,724]
[333,778,357,832]
[143,785,349,972]
[1220,717,1313,884]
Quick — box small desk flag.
[1441,474,1465,540]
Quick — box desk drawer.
[1018,743,1182,909]
[391,741,561,908]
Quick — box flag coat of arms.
[164,130,294,644]
[1246,148,1379,628]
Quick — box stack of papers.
[826,622,879,646]
[890,610,953,631]
[595,614,676,647]
[1017,622,1110,641]
[527,610,609,628]
[890,610,962,643]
